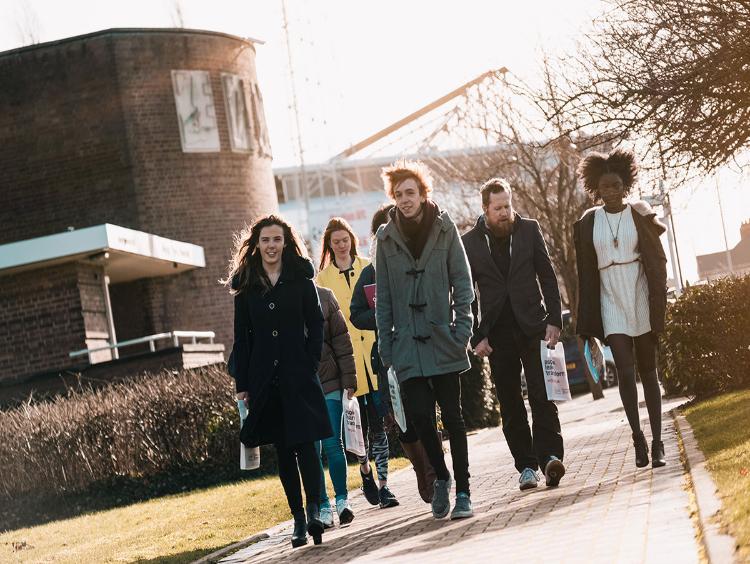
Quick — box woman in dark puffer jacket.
[315,286,358,528]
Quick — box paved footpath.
[222,389,699,564]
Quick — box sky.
[2,0,749,284]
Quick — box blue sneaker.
[335,498,354,526]
[431,476,452,519]
[319,505,334,529]
[519,467,539,491]
[544,456,565,487]
[450,492,473,520]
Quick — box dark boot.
[401,439,437,503]
[652,440,666,468]
[306,503,324,545]
[291,511,307,548]
[633,431,649,468]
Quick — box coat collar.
[377,206,455,268]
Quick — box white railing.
[69,330,216,362]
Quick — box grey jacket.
[375,208,474,382]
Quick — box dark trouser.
[400,372,470,495]
[489,324,564,472]
[275,441,322,516]
[608,332,662,442]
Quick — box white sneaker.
[335,498,354,526]
[319,505,334,529]
[519,467,539,491]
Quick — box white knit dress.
[593,205,651,338]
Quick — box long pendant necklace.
[604,206,625,248]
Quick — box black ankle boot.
[291,511,307,548]
[306,502,324,545]
[633,431,649,468]
[651,440,666,468]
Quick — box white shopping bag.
[342,396,367,458]
[540,341,572,401]
[237,400,260,470]
[387,366,408,433]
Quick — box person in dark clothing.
[314,286,358,527]
[350,203,437,504]
[462,178,565,492]
[375,160,474,520]
[574,149,668,468]
[225,214,332,548]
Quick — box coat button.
[269,302,275,309]
[273,359,279,366]
[272,330,278,337]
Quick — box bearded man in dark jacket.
[462,178,565,492]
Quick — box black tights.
[275,441,322,517]
[608,333,662,442]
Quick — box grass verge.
[683,389,750,560]
[0,458,409,564]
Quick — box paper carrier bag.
[343,396,367,457]
[237,400,260,470]
[387,366,408,433]
[540,341,572,401]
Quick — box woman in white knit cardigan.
[574,149,669,469]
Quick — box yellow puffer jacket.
[316,256,378,396]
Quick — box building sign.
[171,70,221,153]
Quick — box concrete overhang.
[0,224,206,283]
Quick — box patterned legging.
[357,392,389,482]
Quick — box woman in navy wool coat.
[226,214,332,548]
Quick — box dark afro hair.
[577,149,638,198]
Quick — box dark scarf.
[395,200,439,260]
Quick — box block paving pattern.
[224,390,699,564]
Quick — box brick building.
[696,220,750,280]
[0,28,278,391]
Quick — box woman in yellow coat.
[317,217,399,509]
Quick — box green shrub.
[660,275,750,398]
[460,353,501,430]
[0,366,242,499]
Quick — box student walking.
[462,178,565,492]
[314,285,357,527]
[226,214,332,548]
[574,149,668,468]
[350,203,437,504]
[317,218,400,509]
[375,160,474,520]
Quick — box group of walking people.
[226,149,668,548]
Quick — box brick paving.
[222,389,699,564]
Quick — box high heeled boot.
[633,431,650,468]
[400,439,437,503]
[291,511,307,548]
[306,502,324,545]
[651,440,666,468]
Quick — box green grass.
[683,389,750,560]
[0,458,409,564]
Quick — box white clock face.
[221,73,251,152]
[171,70,221,152]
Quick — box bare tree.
[429,67,608,399]
[14,0,42,46]
[551,0,750,175]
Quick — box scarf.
[395,200,439,260]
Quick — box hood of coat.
[281,254,315,281]
[577,200,666,235]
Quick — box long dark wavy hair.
[223,214,307,295]
[319,217,359,271]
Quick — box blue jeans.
[316,389,348,506]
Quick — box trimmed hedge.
[0,367,250,500]
[660,275,750,398]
